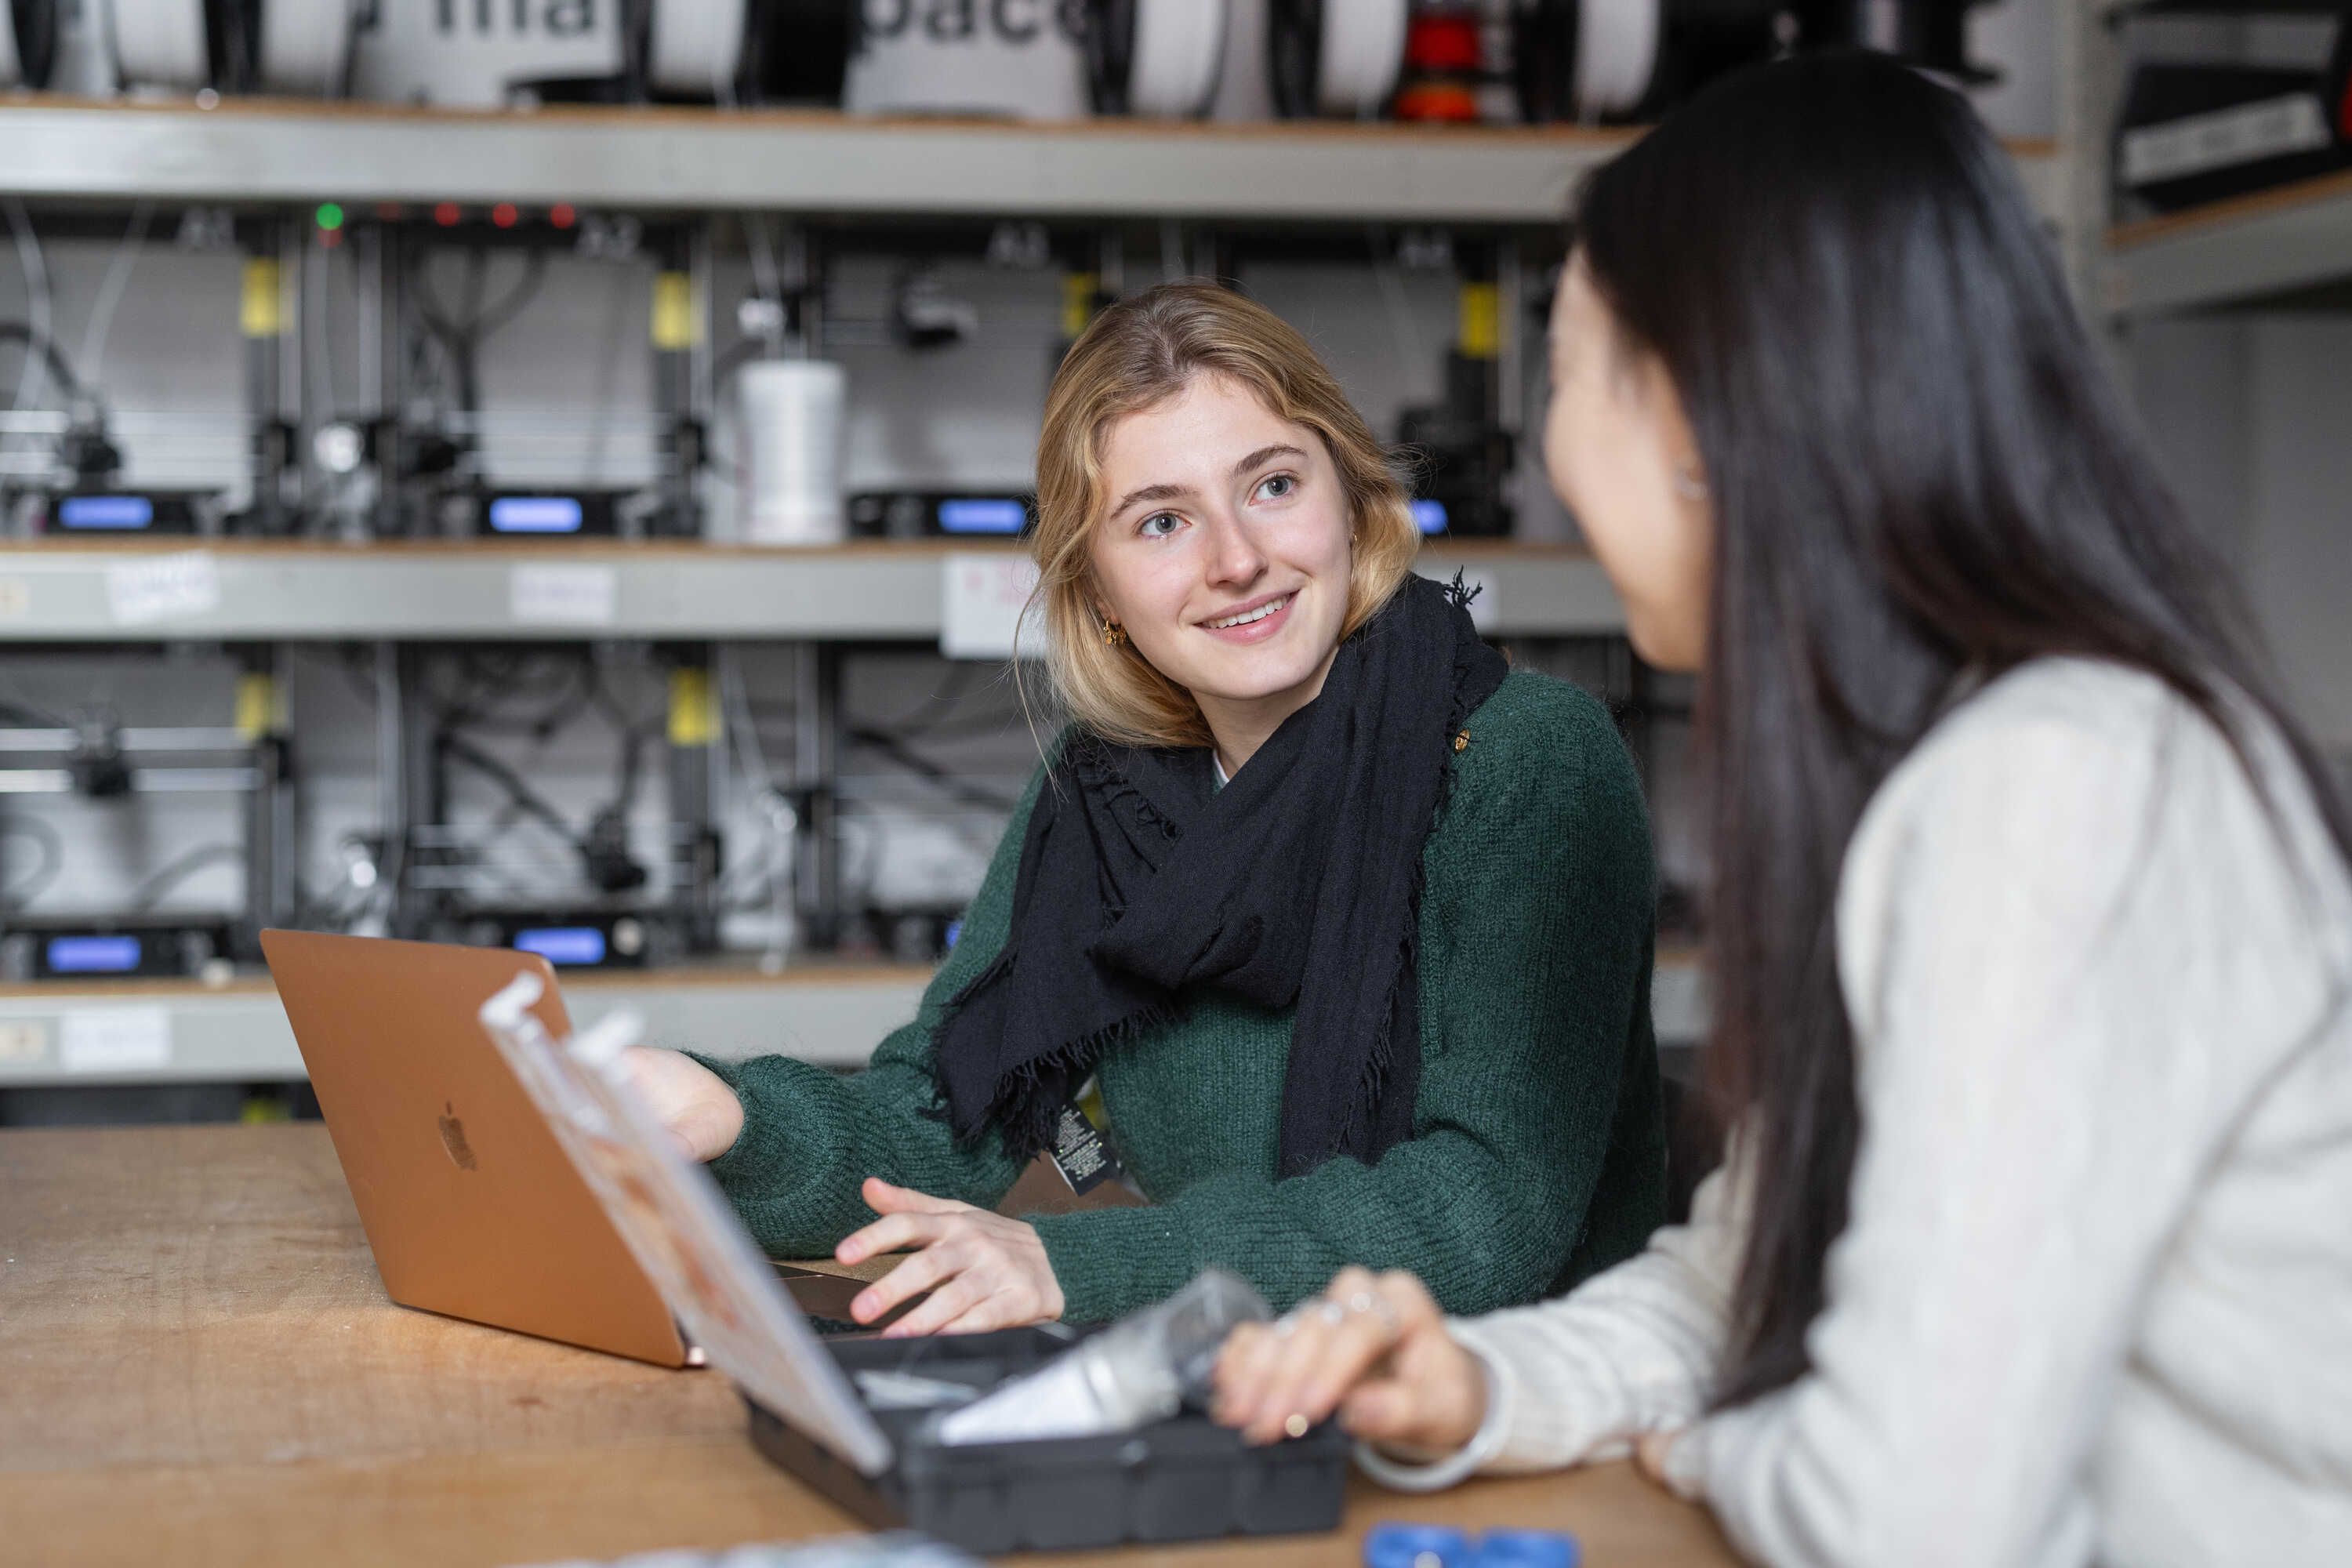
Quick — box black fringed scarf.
[935,573,1508,1178]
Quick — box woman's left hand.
[834,1177,1065,1336]
[1635,1429,1683,1490]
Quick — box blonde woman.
[625,281,1666,1334]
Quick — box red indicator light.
[491,202,519,229]
[375,202,405,222]
[549,203,577,230]
[434,202,462,227]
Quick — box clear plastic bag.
[932,1269,1269,1446]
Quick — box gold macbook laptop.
[260,929,695,1367]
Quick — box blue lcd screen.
[1410,499,1449,535]
[47,935,144,974]
[514,926,607,966]
[938,498,1028,535]
[488,496,586,534]
[58,495,157,531]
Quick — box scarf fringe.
[978,995,1186,1161]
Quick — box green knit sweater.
[703,668,1667,1324]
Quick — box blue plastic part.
[1363,1523,1475,1568]
[488,495,586,533]
[513,926,608,966]
[57,494,156,530]
[937,498,1028,535]
[1473,1528,1581,1568]
[45,935,144,973]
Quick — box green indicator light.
[315,202,345,232]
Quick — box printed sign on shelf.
[510,563,620,627]
[0,1022,50,1065]
[942,554,1046,662]
[59,1007,172,1075]
[106,551,222,626]
[349,0,626,109]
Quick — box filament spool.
[739,359,849,548]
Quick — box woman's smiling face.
[1087,372,1355,737]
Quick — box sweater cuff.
[1025,1205,1193,1327]
[1352,1334,1515,1493]
[691,1051,827,1197]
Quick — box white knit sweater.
[1367,659,2352,1567]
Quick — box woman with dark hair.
[1212,52,2352,1564]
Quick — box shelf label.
[0,1022,49,1065]
[0,577,26,619]
[942,554,1045,662]
[59,1007,172,1074]
[107,552,221,626]
[510,563,619,627]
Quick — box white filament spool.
[1127,0,1225,118]
[259,0,356,93]
[1316,0,1406,116]
[739,360,848,548]
[651,0,746,97]
[1573,0,1661,118]
[111,0,207,89]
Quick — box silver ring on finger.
[1342,1289,1401,1338]
[1314,1297,1348,1327]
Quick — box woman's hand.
[836,1178,1065,1337]
[1212,1266,1487,1452]
[617,1046,745,1163]
[1635,1430,1689,1492]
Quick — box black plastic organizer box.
[742,1327,1350,1555]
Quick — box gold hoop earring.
[1102,621,1128,649]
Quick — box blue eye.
[1138,511,1182,539]
[1254,474,1296,502]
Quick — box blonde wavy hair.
[1026,281,1422,751]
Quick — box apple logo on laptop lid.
[437,1102,478,1171]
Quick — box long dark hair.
[1573,52,2352,1406]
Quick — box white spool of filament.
[1316,0,1407,116]
[651,0,747,98]
[258,0,357,94]
[739,359,848,548]
[1127,0,1225,118]
[1573,0,1661,118]
[111,0,207,89]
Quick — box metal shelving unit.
[0,539,1625,641]
[2108,169,2352,317]
[0,951,1711,1087]
[0,96,2063,226]
[0,965,929,1085]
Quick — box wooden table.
[0,1125,1737,1567]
